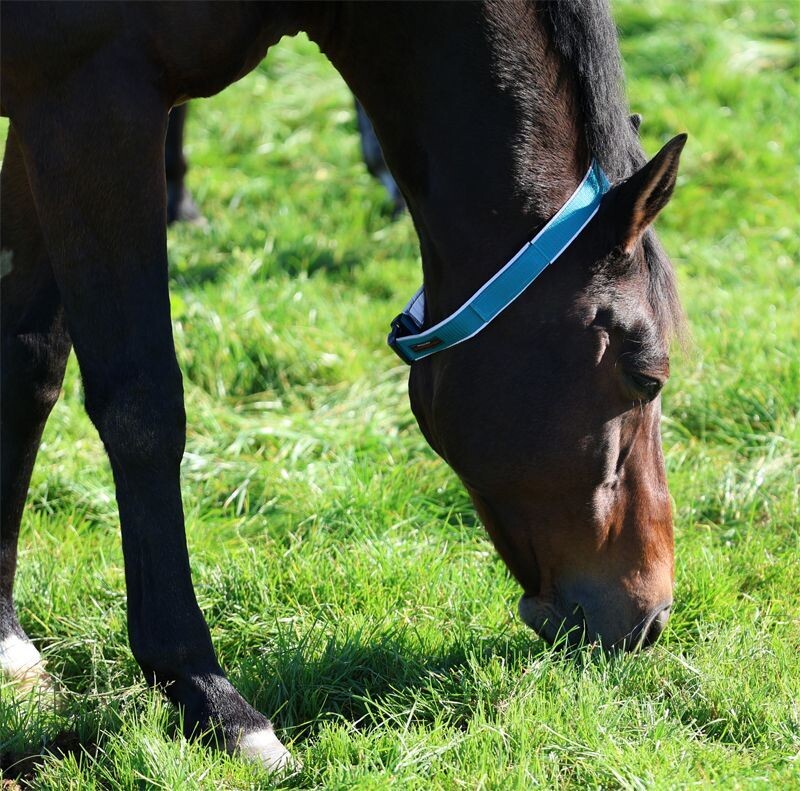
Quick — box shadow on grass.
[0,627,549,784]
[235,624,552,741]
[0,728,97,787]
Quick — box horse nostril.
[639,604,671,648]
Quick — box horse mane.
[541,0,643,180]
[541,0,684,341]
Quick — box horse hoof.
[233,727,294,772]
[0,635,54,695]
[177,198,207,228]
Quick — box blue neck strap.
[387,159,611,364]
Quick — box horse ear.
[615,133,687,254]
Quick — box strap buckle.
[387,311,422,365]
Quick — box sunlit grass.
[2,1,798,787]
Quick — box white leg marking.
[234,728,293,772]
[0,634,43,677]
[0,634,52,693]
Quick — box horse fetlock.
[167,672,293,770]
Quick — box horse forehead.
[580,261,659,334]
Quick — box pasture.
[1,0,798,787]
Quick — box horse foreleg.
[12,82,288,769]
[0,125,72,690]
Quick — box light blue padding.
[391,160,611,362]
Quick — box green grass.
[2,1,799,788]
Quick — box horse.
[0,0,686,770]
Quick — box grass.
[2,1,798,787]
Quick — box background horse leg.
[0,126,72,689]
[165,104,201,225]
[355,100,405,218]
[13,86,288,768]
[166,100,401,226]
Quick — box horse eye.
[627,371,663,400]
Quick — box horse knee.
[85,373,186,470]
[1,330,71,426]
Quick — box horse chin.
[517,593,586,647]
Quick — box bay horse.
[0,0,686,770]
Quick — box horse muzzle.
[518,591,672,651]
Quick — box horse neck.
[307,3,588,322]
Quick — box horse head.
[322,0,687,649]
